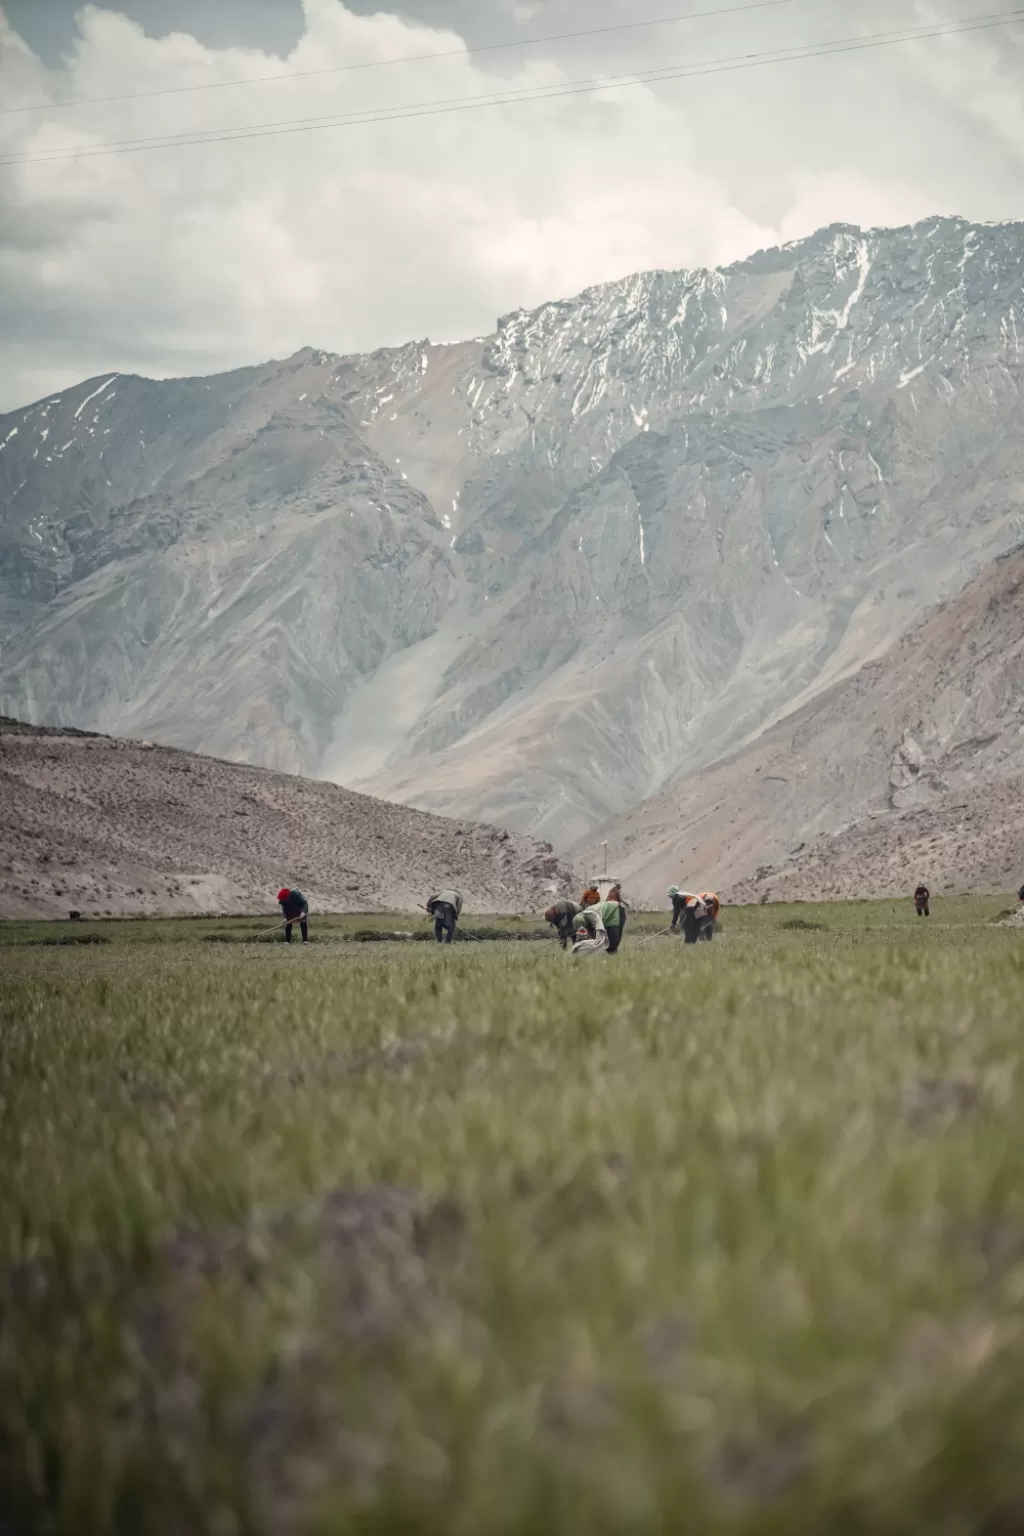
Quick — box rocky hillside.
[2,217,1023,852]
[581,546,1024,903]
[0,718,574,920]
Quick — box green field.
[2,897,1024,1534]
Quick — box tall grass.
[1,899,1023,1533]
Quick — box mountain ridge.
[2,215,1023,880]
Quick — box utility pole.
[602,842,608,879]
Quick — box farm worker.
[674,892,711,944]
[571,903,609,958]
[605,884,629,950]
[914,884,931,917]
[700,893,721,940]
[277,887,309,943]
[594,897,627,955]
[580,886,602,909]
[606,883,629,934]
[669,887,718,943]
[1018,882,1024,904]
[426,889,463,944]
[544,898,581,950]
[681,894,710,944]
[575,897,626,956]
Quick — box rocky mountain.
[581,545,1024,904]
[2,216,1023,859]
[0,717,574,920]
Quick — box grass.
[0,909,549,947]
[1,896,1023,1533]
[0,893,1011,947]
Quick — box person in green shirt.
[606,885,628,953]
[594,898,625,955]
[572,898,625,957]
[572,903,608,957]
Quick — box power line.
[0,0,827,117]
[3,9,1021,168]
[7,10,1016,164]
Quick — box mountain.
[2,216,1023,858]
[0,717,574,920]
[580,545,1024,903]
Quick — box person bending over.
[277,887,309,943]
[545,898,581,950]
[426,889,463,944]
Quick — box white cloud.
[0,0,1022,409]
[907,1,1024,167]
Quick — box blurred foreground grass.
[2,898,1024,1534]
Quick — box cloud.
[907,1,1024,168]
[0,0,1022,410]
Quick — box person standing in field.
[277,887,309,943]
[914,884,931,917]
[544,898,581,950]
[426,889,463,944]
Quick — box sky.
[1,0,1023,409]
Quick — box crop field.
[2,896,1024,1534]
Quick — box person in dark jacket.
[682,895,711,945]
[669,888,711,944]
[426,889,463,944]
[277,887,309,943]
[668,886,717,943]
[668,886,688,933]
[914,884,931,917]
[545,898,581,950]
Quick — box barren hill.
[582,547,1024,903]
[0,719,575,920]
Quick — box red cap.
[277,888,290,902]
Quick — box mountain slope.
[579,545,1024,903]
[0,718,574,920]
[2,217,1023,846]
